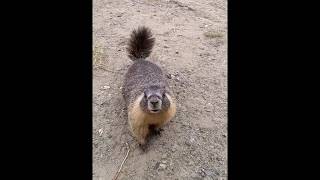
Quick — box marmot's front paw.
[151,127,163,136]
[139,143,147,151]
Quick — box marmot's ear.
[144,91,148,98]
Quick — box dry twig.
[112,143,131,180]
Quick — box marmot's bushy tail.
[127,26,155,60]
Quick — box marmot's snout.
[147,95,162,113]
[143,87,165,113]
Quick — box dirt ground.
[93,0,227,179]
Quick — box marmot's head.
[140,85,170,114]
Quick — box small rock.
[171,144,178,152]
[154,162,160,170]
[199,169,206,177]
[108,134,112,138]
[175,51,179,54]
[137,10,140,12]
[162,154,168,159]
[185,141,191,146]
[164,45,169,48]
[204,170,215,176]
[159,163,167,170]
[166,74,173,79]
[119,86,123,90]
[216,156,223,161]
[103,85,110,89]
[98,129,103,136]
[155,161,167,171]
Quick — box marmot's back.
[123,60,168,105]
[123,26,168,105]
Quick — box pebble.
[167,74,173,79]
[159,163,167,170]
[154,161,167,171]
[204,170,215,176]
[199,169,206,177]
[98,129,103,136]
[162,154,168,159]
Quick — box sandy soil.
[93,0,227,179]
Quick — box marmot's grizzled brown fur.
[122,26,176,146]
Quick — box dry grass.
[93,45,106,68]
[204,30,224,39]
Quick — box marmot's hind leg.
[134,125,149,145]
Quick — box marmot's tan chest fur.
[128,93,176,145]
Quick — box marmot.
[122,26,176,146]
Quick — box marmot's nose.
[150,99,159,106]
